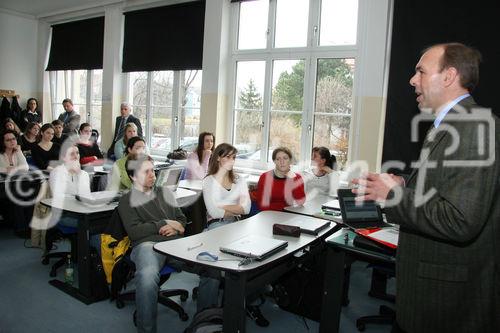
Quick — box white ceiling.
[0,0,120,17]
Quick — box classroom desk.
[41,195,117,304]
[154,210,340,333]
[284,193,343,223]
[319,228,396,333]
[41,189,196,304]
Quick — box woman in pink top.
[185,132,214,180]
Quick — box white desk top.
[178,179,202,191]
[154,210,337,272]
[41,194,117,214]
[284,193,343,223]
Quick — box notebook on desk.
[337,188,390,229]
[286,216,331,235]
[219,235,288,261]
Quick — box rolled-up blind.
[122,1,205,72]
[46,16,104,71]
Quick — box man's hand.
[159,220,185,236]
[352,172,401,202]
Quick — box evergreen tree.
[239,79,263,109]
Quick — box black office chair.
[356,264,396,331]
[42,225,78,277]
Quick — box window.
[126,70,202,155]
[230,0,359,169]
[49,70,103,134]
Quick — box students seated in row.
[185,131,214,180]
[114,122,137,160]
[3,117,21,136]
[108,136,146,191]
[0,130,28,173]
[51,119,67,145]
[253,147,306,211]
[19,122,40,156]
[118,154,186,333]
[303,146,338,196]
[31,123,60,171]
[20,97,42,132]
[77,123,103,166]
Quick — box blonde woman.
[114,122,138,160]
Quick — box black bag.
[167,147,188,160]
[184,307,223,333]
[271,250,326,321]
[90,247,110,301]
[110,254,135,300]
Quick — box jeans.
[196,219,233,312]
[130,241,166,333]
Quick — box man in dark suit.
[107,102,143,159]
[57,98,80,135]
[113,102,143,141]
[353,43,499,332]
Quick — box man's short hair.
[51,119,64,127]
[125,154,154,181]
[120,102,131,110]
[62,98,73,105]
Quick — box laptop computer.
[75,190,120,205]
[157,167,183,191]
[219,235,288,261]
[337,188,390,229]
[286,216,331,236]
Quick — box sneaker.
[246,305,270,327]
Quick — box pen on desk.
[187,242,203,251]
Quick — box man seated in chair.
[118,153,186,333]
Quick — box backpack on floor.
[184,307,223,333]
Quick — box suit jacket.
[113,114,143,142]
[385,97,500,332]
[58,110,81,134]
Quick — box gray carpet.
[0,225,393,333]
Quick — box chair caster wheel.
[133,310,137,327]
[42,257,49,265]
[356,322,365,331]
[49,270,57,277]
[180,312,189,321]
[116,299,124,309]
[180,294,188,302]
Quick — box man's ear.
[444,67,459,87]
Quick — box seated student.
[51,119,67,145]
[20,97,42,132]
[0,129,29,173]
[114,122,138,160]
[253,147,306,211]
[185,132,215,180]
[31,123,60,171]
[77,123,103,166]
[107,136,146,191]
[302,146,338,196]
[57,98,80,135]
[3,117,21,136]
[198,143,251,308]
[19,122,40,156]
[118,154,186,333]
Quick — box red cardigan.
[255,170,306,211]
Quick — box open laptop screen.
[337,189,382,222]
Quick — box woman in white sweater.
[198,143,251,312]
[0,130,29,173]
[202,143,250,228]
[303,146,339,196]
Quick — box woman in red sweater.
[254,147,306,211]
[77,123,103,166]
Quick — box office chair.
[356,264,396,331]
[42,225,78,277]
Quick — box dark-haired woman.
[303,146,338,196]
[20,122,40,156]
[108,136,146,191]
[185,132,214,180]
[0,130,28,173]
[77,123,103,166]
[20,97,42,132]
[31,123,60,171]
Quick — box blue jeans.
[196,219,232,312]
[130,241,166,333]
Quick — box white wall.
[0,10,38,108]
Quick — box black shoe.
[246,305,270,327]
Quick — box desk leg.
[319,247,345,333]
[223,272,246,333]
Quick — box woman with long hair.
[108,136,146,191]
[0,129,28,173]
[19,122,40,156]
[303,146,338,195]
[77,123,103,166]
[20,97,42,132]
[185,131,215,180]
[3,117,21,136]
[114,122,138,160]
[31,123,60,171]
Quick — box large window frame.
[49,69,103,134]
[125,70,202,156]
[228,0,363,169]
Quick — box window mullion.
[261,57,273,163]
[87,70,92,123]
[172,71,181,148]
[145,72,153,148]
[267,0,277,50]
